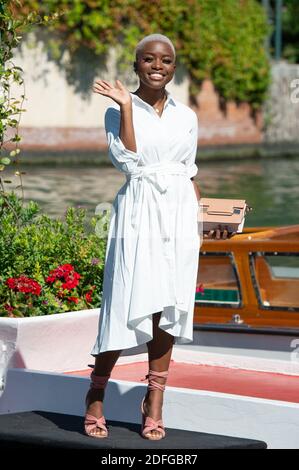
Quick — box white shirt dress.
[90,89,202,355]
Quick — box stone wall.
[11,34,298,151]
[191,80,263,146]
[263,61,299,143]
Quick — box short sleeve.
[104,106,141,174]
[185,112,199,179]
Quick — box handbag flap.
[200,198,247,217]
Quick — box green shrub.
[282,0,299,63]
[0,192,108,317]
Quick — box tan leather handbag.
[199,198,252,234]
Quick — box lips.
[148,73,165,81]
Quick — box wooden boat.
[1,226,298,449]
[194,225,299,332]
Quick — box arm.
[93,78,141,174]
[104,106,140,175]
[119,101,137,153]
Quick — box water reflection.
[4,157,299,227]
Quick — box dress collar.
[130,89,176,111]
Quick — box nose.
[151,58,163,70]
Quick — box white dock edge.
[0,368,299,449]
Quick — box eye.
[143,57,172,63]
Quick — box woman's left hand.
[203,225,237,240]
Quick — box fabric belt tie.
[126,161,189,238]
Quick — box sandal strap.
[141,369,169,392]
[142,416,165,438]
[90,370,110,390]
[84,414,108,434]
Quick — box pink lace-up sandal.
[140,369,169,440]
[84,370,110,438]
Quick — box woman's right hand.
[92,79,132,107]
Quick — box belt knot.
[126,161,188,233]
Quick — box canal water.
[4,156,299,228]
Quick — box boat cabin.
[195,225,299,333]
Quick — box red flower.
[4,304,16,317]
[61,264,74,272]
[47,264,74,280]
[46,264,81,291]
[4,304,14,312]
[61,272,80,290]
[5,276,42,296]
[6,278,16,289]
[85,285,96,303]
[67,296,79,304]
[196,283,204,294]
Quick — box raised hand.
[92,79,131,107]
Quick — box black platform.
[0,411,267,449]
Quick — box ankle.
[145,389,164,406]
[86,388,105,405]
[143,370,168,392]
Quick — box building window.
[250,252,299,311]
[196,252,241,308]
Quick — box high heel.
[140,369,169,440]
[84,370,110,438]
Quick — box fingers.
[203,226,230,240]
[115,79,124,89]
[94,79,113,89]
[92,79,113,94]
[222,227,228,240]
[203,230,214,239]
[92,78,125,96]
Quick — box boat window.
[195,253,241,307]
[251,253,299,310]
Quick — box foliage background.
[14,0,271,110]
[260,0,299,64]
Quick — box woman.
[84,33,223,441]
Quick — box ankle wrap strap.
[90,370,110,390]
[141,369,169,392]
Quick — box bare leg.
[144,311,175,439]
[85,349,122,436]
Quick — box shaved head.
[135,34,176,60]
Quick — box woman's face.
[134,41,176,90]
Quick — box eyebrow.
[142,52,173,58]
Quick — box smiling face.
[134,41,176,90]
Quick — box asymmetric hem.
[90,89,202,356]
